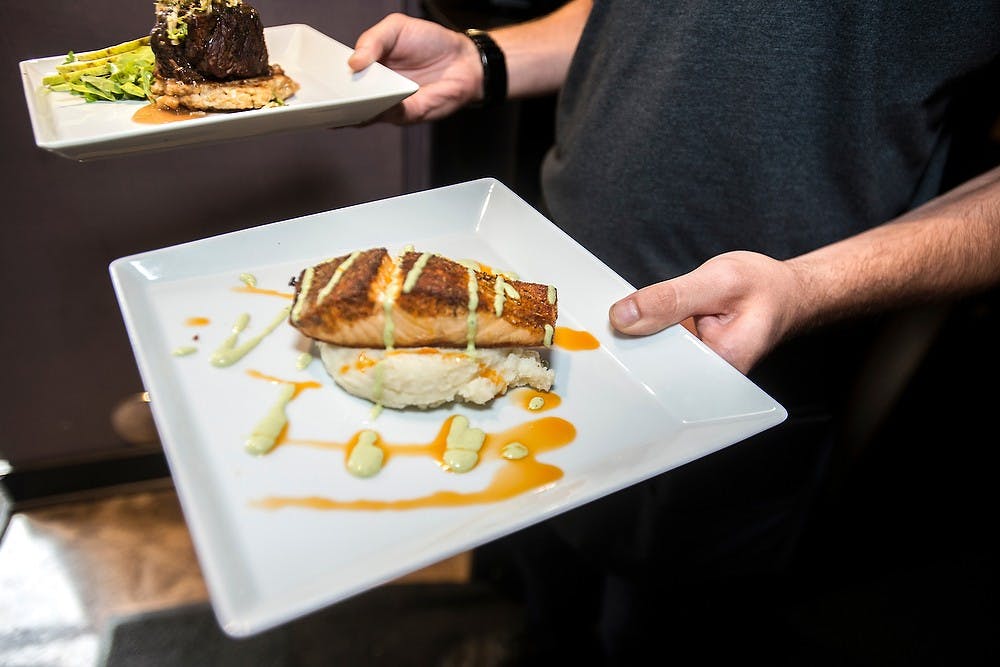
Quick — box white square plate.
[19,24,418,161]
[109,178,786,637]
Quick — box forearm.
[786,165,1000,332]
[490,0,592,98]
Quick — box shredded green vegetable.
[44,37,155,103]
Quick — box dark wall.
[0,1,428,465]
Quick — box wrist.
[782,254,836,336]
[463,28,508,108]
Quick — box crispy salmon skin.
[289,248,558,349]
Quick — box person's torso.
[541,0,1000,286]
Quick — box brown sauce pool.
[132,103,207,124]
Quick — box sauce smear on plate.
[553,326,599,350]
[254,415,576,511]
[132,103,207,124]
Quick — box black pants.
[485,324,871,664]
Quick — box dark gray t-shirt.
[541,1,1000,288]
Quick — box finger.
[609,280,684,336]
[347,47,375,72]
[611,284,680,335]
[348,14,403,71]
[348,34,389,71]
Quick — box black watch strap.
[464,28,507,108]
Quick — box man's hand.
[609,251,805,374]
[348,13,482,124]
[610,163,1000,374]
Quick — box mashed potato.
[318,344,554,409]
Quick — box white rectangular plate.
[19,24,418,161]
[110,178,786,637]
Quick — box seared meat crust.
[290,248,558,349]
[151,2,269,82]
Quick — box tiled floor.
[0,488,471,667]
[0,490,200,666]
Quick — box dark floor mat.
[99,583,525,667]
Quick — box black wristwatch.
[464,28,508,108]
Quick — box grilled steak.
[150,1,269,83]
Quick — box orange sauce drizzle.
[244,370,322,450]
[132,103,207,124]
[340,351,380,375]
[246,369,321,400]
[477,363,506,387]
[185,316,211,326]
[510,388,562,412]
[553,326,600,351]
[232,285,294,299]
[229,294,593,511]
[379,347,471,361]
[254,415,575,511]
[281,415,573,466]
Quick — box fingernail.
[611,299,640,327]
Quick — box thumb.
[348,15,403,72]
[609,280,686,336]
[610,268,723,336]
[348,38,384,72]
[347,47,375,72]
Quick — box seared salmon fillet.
[289,248,558,349]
